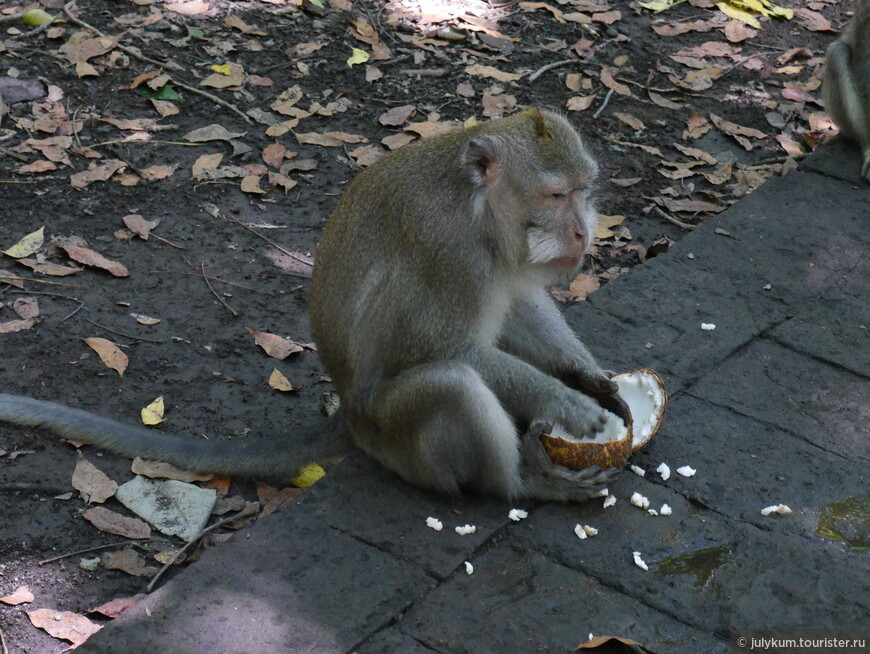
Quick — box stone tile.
[79,511,432,654]
[801,138,868,187]
[689,339,869,462]
[297,454,526,579]
[636,394,868,539]
[509,481,870,636]
[401,546,726,654]
[769,290,870,378]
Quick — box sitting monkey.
[0,108,618,501]
[823,0,870,182]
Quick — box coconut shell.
[540,369,667,470]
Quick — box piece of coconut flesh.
[546,370,665,448]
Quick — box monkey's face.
[524,182,598,275]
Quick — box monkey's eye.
[550,190,568,199]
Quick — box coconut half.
[540,369,667,470]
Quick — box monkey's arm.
[0,393,350,477]
[498,288,617,394]
[459,343,610,436]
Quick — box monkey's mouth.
[549,255,581,268]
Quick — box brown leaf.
[648,91,682,110]
[17,258,82,276]
[12,297,39,320]
[27,609,101,646]
[89,597,139,618]
[296,131,368,147]
[684,111,712,139]
[70,159,127,188]
[722,19,758,43]
[710,114,766,139]
[365,65,383,82]
[652,19,716,36]
[0,586,34,606]
[781,86,816,103]
[122,214,160,240]
[775,133,805,156]
[0,269,24,288]
[349,144,385,167]
[566,95,597,112]
[247,328,304,359]
[83,506,151,538]
[0,319,36,333]
[262,143,287,167]
[131,457,213,482]
[224,14,268,35]
[595,214,627,239]
[101,117,160,131]
[464,63,523,83]
[16,160,57,174]
[382,133,416,150]
[192,153,223,180]
[268,172,297,193]
[378,105,416,126]
[794,8,832,31]
[102,549,158,576]
[600,68,632,96]
[61,245,129,276]
[140,164,176,181]
[404,121,462,139]
[673,144,717,165]
[263,248,313,277]
[72,452,119,503]
[183,124,246,142]
[269,368,295,392]
[240,175,266,194]
[256,481,304,516]
[614,112,645,131]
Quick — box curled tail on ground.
[0,393,351,477]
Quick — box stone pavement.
[78,142,869,654]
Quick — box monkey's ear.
[462,137,499,187]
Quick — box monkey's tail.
[0,393,352,477]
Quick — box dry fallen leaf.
[72,452,119,503]
[26,609,102,646]
[248,328,304,359]
[192,153,223,180]
[59,245,129,277]
[102,549,158,576]
[378,105,416,126]
[12,297,39,320]
[595,214,627,239]
[17,258,82,276]
[256,481,304,516]
[141,396,165,426]
[70,160,127,188]
[0,586,34,606]
[465,63,523,83]
[2,226,45,258]
[269,368,295,392]
[131,457,213,482]
[262,143,287,167]
[122,214,160,240]
[84,506,151,538]
[89,597,139,619]
[295,131,368,147]
[183,124,246,142]
[83,337,129,375]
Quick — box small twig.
[0,146,29,162]
[592,88,614,119]
[147,504,259,592]
[223,214,312,268]
[0,482,70,495]
[653,206,696,230]
[0,276,86,288]
[61,1,252,125]
[83,139,202,150]
[200,260,239,317]
[39,539,151,565]
[400,68,450,77]
[145,270,275,295]
[527,58,576,83]
[149,233,188,250]
[84,317,166,343]
[0,624,8,654]
[0,12,25,23]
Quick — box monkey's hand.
[559,366,618,395]
[519,421,619,501]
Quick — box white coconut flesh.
[546,370,665,446]
[615,370,666,449]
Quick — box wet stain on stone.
[816,494,869,550]
[653,544,733,587]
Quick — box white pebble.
[630,492,650,510]
[660,503,672,516]
[603,494,617,508]
[701,323,716,331]
[647,509,658,516]
[761,504,792,516]
[464,561,474,575]
[582,525,598,537]
[508,508,528,522]
[455,524,477,535]
[598,488,609,497]
[676,465,696,477]
[426,517,443,531]
[632,551,649,571]
[574,524,587,540]
[657,462,671,481]
[630,465,646,477]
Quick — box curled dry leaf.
[72,452,119,503]
[17,258,82,276]
[17,160,57,174]
[84,337,129,375]
[595,214,627,239]
[296,131,368,147]
[89,597,139,619]
[710,113,766,139]
[241,175,266,194]
[0,586,34,606]
[192,153,223,180]
[0,319,36,334]
[378,104,416,126]
[566,95,597,112]
[183,124,246,142]
[0,269,24,288]
[26,609,102,646]
[83,506,151,539]
[614,112,645,131]
[382,132,416,150]
[70,160,127,188]
[256,481,304,516]
[262,143,286,167]
[248,327,304,359]
[465,63,523,83]
[600,68,632,96]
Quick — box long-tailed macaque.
[0,108,618,501]
[823,0,870,182]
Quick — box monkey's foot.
[519,422,619,502]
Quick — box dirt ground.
[0,0,850,650]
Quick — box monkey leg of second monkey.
[824,40,870,182]
[363,361,614,501]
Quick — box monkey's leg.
[364,361,524,497]
[825,41,870,181]
[499,288,616,394]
